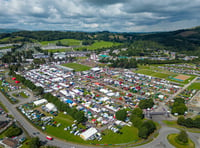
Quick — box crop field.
[62,63,91,71]
[40,39,82,46]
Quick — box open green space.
[163,120,200,133]
[0,46,13,50]
[44,113,141,145]
[61,63,91,71]
[167,133,195,148]
[188,83,200,90]
[135,69,173,79]
[0,101,8,112]
[134,65,196,84]
[47,48,73,53]
[40,39,81,46]
[19,92,28,98]
[75,41,121,50]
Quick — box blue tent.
[66,99,73,104]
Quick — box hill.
[0,28,23,34]
[0,26,200,56]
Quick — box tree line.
[177,116,200,128]
[43,93,87,123]
[9,71,44,96]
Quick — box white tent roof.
[33,99,47,106]
[45,103,57,112]
[80,127,97,140]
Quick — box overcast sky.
[0,0,200,32]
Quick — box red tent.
[15,81,20,84]
[12,77,16,80]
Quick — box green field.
[0,46,13,50]
[167,133,195,148]
[75,41,121,50]
[19,92,28,98]
[40,39,81,46]
[135,69,172,79]
[47,48,73,53]
[61,63,91,71]
[134,65,196,84]
[44,113,140,145]
[188,83,200,90]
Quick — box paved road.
[166,77,199,102]
[135,126,200,148]
[0,92,91,148]
[8,89,35,107]
[1,90,200,148]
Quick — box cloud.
[0,0,200,32]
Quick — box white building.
[45,103,57,112]
[80,127,98,140]
[33,99,48,106]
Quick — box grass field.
[44,113,140,145]
[47,48,72,53]
[135,65,196,84]
[188,83,200,90]
[167,133,195,148]
[40,39,81,46]
[19,92,28,98]
[0,46,13,50]
[135,69,173,79]
[75,41,121,51]
[62,63,91,71]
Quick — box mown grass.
[167,133,195,148]
[61,63,91,71]
[135,65,196,84]
[19,92,28,98]
[75,41,121,50]
[45,113,141,145]
[0,46,13,50]
[188,83,200,90]
[40,39,81,46]
[0,101,8,112]
[135,69,172,79]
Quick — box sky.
[0,0,200,32]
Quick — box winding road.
[0,90,200,148]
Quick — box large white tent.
[80,127,97,140]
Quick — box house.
[0,138,18,148]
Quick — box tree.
[5,126,22,137]
[142,120,156,134]
[171,100,187,115]
[74,111,87,123]
[177,130,188,143]
[115,109,127,121]
[177,116,185,125]
[131,108,144,119]
[131,116,143,128]
[138,126,148,139]
[138,99,154,109]
[29,137,41,148]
